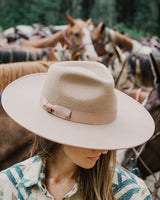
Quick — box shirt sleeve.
[136,178,152,200]
[113,166,152,200]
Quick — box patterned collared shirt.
[0,156,151,200]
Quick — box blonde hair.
[30,135,116,200]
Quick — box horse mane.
[128,53,155,87]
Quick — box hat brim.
[2,73,155,150]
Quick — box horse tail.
[139,55,154,87]
[128,54,137,76]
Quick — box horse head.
[64,13,99,61]
[90,21,106,56]
[19,13,99,61]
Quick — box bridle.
[93,39,105,52]
[62,30,85,50]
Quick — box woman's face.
[61,145,108,169]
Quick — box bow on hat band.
[40,95,117,125]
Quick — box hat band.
[40,95,117,125]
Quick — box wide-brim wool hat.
[2,61,155,150]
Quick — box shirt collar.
[16,156,78,198]
[17,156,45,187]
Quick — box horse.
[108,45,160,90]
[3,24,55,44]
[4,25,34,39]
[106,28,133,52]
[118,86,152,104]
[107,45,133,87]
[0,48,51,64]
[90,21,107,56]
[0,58,58,169]
[0,101,34,170]
[105,28,156,55]
[119,53,160,199]
[0,60,56,91]
[19,13,99,61]
[89,25,159,67]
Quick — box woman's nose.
[92,149,108,154]
[100,149,108,154]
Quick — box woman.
[0,61,154,199]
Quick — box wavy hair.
[30,135,116,200]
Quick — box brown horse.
[106,28,154,55]
[90,21,107,56]
[106,28,133,52]
[0,101,34,170]
[0,61,56,169]
[0,60,56,91]
[20,14,99,61]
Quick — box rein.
[115,55,129,87]
[62,30,85,49]
[124,135,160,199]
[123,88,160,199]
[132,146,160,199]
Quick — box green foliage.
[0,0,74,29]
[0,0,159,38]
[90,0,116,27]
[115,23,146,39]
[0,26,3,33]
[133,0,159,35]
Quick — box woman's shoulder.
[0,156,42,187]
[0,156,43,199]
[113,165,152,199]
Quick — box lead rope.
[115,55,129,87]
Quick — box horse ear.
[97,21,106,34]
[113,45,122,63]
[150,53,160,83]
[86,18,92,25]
[65,13,75,26]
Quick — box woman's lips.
[88,156,100,161]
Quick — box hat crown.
[42,61,117,114]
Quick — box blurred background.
[0,0,160,39]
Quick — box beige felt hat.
[1,61,155,150]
